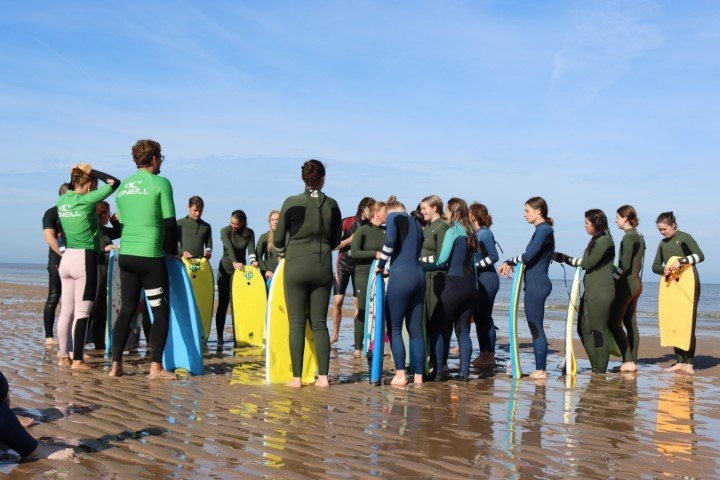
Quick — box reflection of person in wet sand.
[0,370,74,461]
[656,377,695,457]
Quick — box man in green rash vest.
[177,195,212,259]
[652,211,705,374]
[420,195,450,378]
[350,200,387,356]
[274,159,342,388]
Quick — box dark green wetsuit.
[274,189,342,377]
[566,234,616,374]
[651,231,704,364]
[177,216,213,258]
[216,226,256,343]
[610,229,645,363]
[421,218,450,372]
[256,231,280,277]
[350,222,386,350]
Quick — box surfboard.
[658,255,696,351]
[145,257,204,375]
[105,248,140,354]
[507,263,525,378]
[563,266,582,376]
[232,266,267,348]
[363,260,378,355]
[265,259,317,384]
[369,271,385,385]
[182,257,214,343]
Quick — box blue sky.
[1,1,718,281]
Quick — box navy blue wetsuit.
[474,227,500,353]
[424,223,477,378]
[377,212,426,372]
[507,222,554,371]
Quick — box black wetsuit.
[42,206,63,339]
[610,229,645,363]
[333,216,361,296]
[88,218,122,349]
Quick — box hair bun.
[387,195,397,203]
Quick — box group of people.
[39,139,705,389]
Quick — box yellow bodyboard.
[658,256,696,351]
[265,260,318,384]
[232,266,268,348]
[182,258,214,342]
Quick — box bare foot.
[58,357,71,368]
[44,337,58,347]
[314,375,330,388]
[108,362,123,377]
[288,377,302,388]
[148,369,178,380]
[71,360,91,371]
[664,363,685,372]
[24,442,75,461]
[620,361,638,372]
[353,350,361,358]
[413,373,423,385]
[18,415,37,428]
[684,364,695,374]
[450,346,460,355]
[391,372,408,386]
[528,370,547,380]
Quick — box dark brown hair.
[356,197,375,220]
[584,209,610,255]
[469,202,493,228]
[188,195,204,209]
[617,205,639,227]
[231,209,252,240]
[446,198,478,251]
[656,211,676,228]
[58,183,71,196]
[525,196,553,226]
[301,159,325,190]
[70,168,93,188]
[386,195,405,210]
[132,139,161,168]
[96,201,110,216]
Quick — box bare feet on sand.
[44,338,58,347]
[665,363,685,372]
[23,443,75,462]
[620,361,638,372]
[413,373,423,385]
[58,357,71,368]
[315,375,329,388]
[391,371,408,386]
[18,415,37,428]
[528,370,547,380]
[353,350,361,358]
[288,377,302,388]
[108,362,123,377]
[71,360,91,371]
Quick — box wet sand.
[1,281,719,478]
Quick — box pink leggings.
[58,249,98,360]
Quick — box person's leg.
[43,261,61,341]
[624,287,641,363]
[407,280,426,384]
[110,255,143,376]
[285,265,309,387]
[524,288,548,373]
[609,282,633,364]
[579,289,612,374]
[309,280,332,386]
[215,268,231,344]
[71,251,97,369]
[90,263,108,349]
[139,257,172,378]
[0,402,38,457]
[57,256,75,366]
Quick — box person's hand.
[498,262,513,277]
[182,251,193,259]
[233,262,244,271]
[265,271,274,280]
[664,259,681,275]
[552,252,569,264]
[374,267,382,276]
[110,213,118,223]
[251,261,259,267]
[203,250,211,259]
[104,244,115,252]
[375,251,382,259]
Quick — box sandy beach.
[1,281,719,478]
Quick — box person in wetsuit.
[256,210,281,282]
[177,195,213,260]
[554,209,616,374]
[87,201,122,350]
[498,196,555,380]
[274,159,342,388]
[422,198,478,381]
[350,200,387,355]
[469,202,500,367]
[216,209,257,346]
[110,139,178,380]
[610,205,645,372]
[41,183,71,347]
[652,211,705,375]
[56,163,120,370]
[420,195,450,376]
[330,197,374,345]
[376,196,426,386]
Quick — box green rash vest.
[273,190,342,266]
[256,231,279,274]
[115,170,176,258]
[177,216,213,258]
[218,226,256,273]
[613,229,645,283]
[56,185,114,252]
[651,231,705,275]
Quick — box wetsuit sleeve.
[162,218,179,255]
[678,234,704,265]
[247,229,257,264]
[476,230,499,268]
[205,223,213,253]
[274,199,290,256]
[89,169,121,191]
[330,202,342,250]
[507,226,550,265]
[651,243,665,275]
[222,228,239,264]
[377,214,397,270]
[177,219,184,251]
[256,233,268,271]
[424,227,458,271]
[108,216,122,241]
[350,228,376,259]
[159,178,176,220]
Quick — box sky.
[0,0,718,281]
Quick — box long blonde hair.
[421,194,444,217]
[267,210,280,254]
